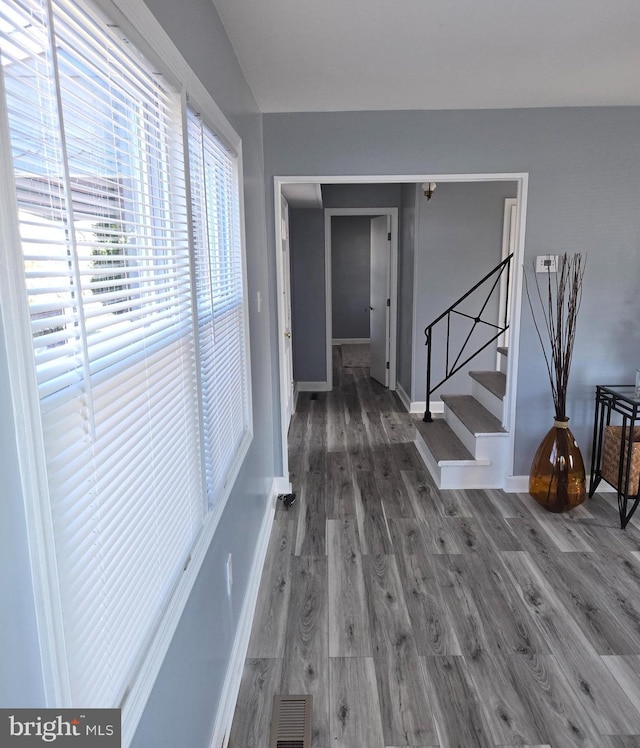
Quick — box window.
[187,110,249,504]
[0,0,250,715]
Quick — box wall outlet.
[225,553,233,597]
[535,254,558,273]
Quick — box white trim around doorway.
[273,172,529,491]
[332,337,370,345]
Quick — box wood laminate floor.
[229,348,640,748]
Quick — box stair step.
[413,415,504,489]
[497,346,509,375]
[469,370,506,400]
[441,394,506,436]
[414,417,474,463]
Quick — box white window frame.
[0,0,253,743]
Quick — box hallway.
[229,346,640,747]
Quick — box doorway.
[280,194,295,431]
[273,173,529,486]
[325,207,398,391]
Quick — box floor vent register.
[268,694,312,748]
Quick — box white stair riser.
[474,433,509,463]
[415,431,509,489]
[414,433,441,483]
[499,352,508,375]
[439,462,506,489]
[443,404,476,453]
[471,379,504,422]
[443,404,505,457]
[416,351,511,490]
[444,403,508,458]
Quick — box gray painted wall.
[412,181,517,402]
[263,107,640,474]
[132,2,278,746]
[397,184,417,396]
[0,1,279,747]
[289,209,327,382]
[332,215,372,340]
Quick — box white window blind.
[187,109,249,505]
[1,0,213,707]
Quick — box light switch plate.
[225,553,233,597]
[535,254,558,273]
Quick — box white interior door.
[281,196,295,427]
[369,215,390,386]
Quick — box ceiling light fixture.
[422,182,437,201]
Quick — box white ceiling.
[281,182,323,209]
[211,0,640,113]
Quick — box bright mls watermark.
[1,710,120,746]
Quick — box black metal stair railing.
[423,253,513,422]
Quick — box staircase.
[414,348,509,489]
[413,247,514,490]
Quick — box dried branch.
[523,253,585,420]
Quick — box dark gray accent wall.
[397,184,417,395]
[322,183,402,207]
[413,181,517,401]
[331,215,372,340]
[289,209,327,381]
[288,185,404,382]
[263,107,640,474]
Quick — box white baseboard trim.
[396,383,411,412]
[503,472,614,494]
[503,475,529,493]
[583,461,614,492]
[409,400,444,416]
[332,338,370,345]
[395,388,445,418]
[296,381,332,392]
[209,481,278,748]
[272,475,293,496]
[590,480,615,493]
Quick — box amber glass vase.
[529,418,586,512]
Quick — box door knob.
[284,331,291,338]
